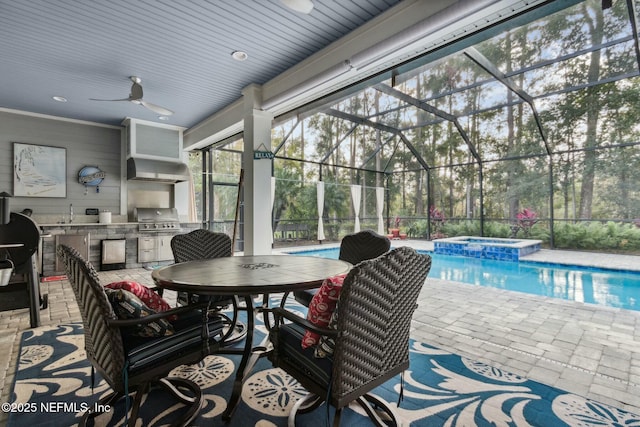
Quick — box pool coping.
[433,235,543,249]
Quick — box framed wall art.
[13,142,67,198]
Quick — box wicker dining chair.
[57,244,224,427]
[293,229,391,306]
[170,229,246,344]
[269,246,432,427]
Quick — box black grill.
[0,211,47,327]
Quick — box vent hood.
[127,157,190,183]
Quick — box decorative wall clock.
[78,166,105,194]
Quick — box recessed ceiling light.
[158,116,169,121]
[52,96,67,102]
[280,0,314,14]
[231,50,248,61]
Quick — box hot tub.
[433,236,541,261]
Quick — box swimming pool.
[287,247,640,312]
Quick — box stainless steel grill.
[136,208,181,232]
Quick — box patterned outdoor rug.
[8,320,640,426]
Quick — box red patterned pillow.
[105,281,172,313]
[301,273,347,349]
[105,288,174,337]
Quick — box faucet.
[69,203,74,223]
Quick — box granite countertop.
[39,222,139,227]
[39,222,201,227]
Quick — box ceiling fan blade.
[89,97,131,102]
[90,76,173,115]
[140,100,174,116]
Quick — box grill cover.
[135,207,180,223]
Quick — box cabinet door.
[55,233,90,273]
[138,235,175,263]
[158,235,174,261]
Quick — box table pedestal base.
[221,294,273,420]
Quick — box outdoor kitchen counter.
[38,222,138,226]
[39,222,200,276]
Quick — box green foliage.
[440,220,480,236]
[419,217,639,252]
[439,220,512,238]
[483,222,513,238]
[437,219,640,251]
[527,226,550,243]
[407,219,428,238]
[553,222,640,251]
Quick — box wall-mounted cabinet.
[123,118,186,162]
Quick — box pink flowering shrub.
[429,206,445,234]
[514,208,538,237]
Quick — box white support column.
[242,84,274,255]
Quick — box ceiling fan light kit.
[90,76,174,116]
[280,0,314,14]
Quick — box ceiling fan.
[90,76,174,116]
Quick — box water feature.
[433,236,541,260]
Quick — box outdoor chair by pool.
[57,244,224,427]
[293,229,391,307]
[268,246,432,427]
[170,229,246,344]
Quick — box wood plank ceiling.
[0,0,402,127]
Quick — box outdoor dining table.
[151,254,351,419]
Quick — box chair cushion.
[105,288,174,337]
[277,322,333,388]
[123,313,224,374]
[105,280,172,313]
[301,273,346,349]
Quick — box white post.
[317,181,325,241]
[242,84,274,255]
[351,184,362,233]
[376,186,384,235]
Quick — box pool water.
[287,247,640,312]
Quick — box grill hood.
[127,157,190,183]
